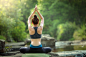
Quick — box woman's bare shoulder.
[38,26,43,30]
[28,26,34,31]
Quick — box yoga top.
[30,27,41,39]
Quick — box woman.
[20,5,51,53]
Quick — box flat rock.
[5,42,25,46]
[48,50,86,57]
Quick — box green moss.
[0,35,6,40]
[69,38,75,41]
[22,53,50,57]
[26,42,31,45]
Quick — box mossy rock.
[22,53,50,57]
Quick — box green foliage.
[0,10,15,41]
[57,22,77,41]
[60,0,86,25]
[37,0,80,39]
[0,0,27,42]
[0,0,86,41]
[48,20,60,37]
[69,38,75,41]
[0,35,6,40]
[11,20,27,42]
[73,25,86,40]
[26,42,31,45]
[74,45,86,50]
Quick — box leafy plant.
[57,22,77,41]
[73,25,86,40]
[0,35,6,40]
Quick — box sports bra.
[30,27,41,39]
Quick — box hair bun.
[34,15,37,18]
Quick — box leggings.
[20,47,52,53]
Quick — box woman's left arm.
[28,10,36,28]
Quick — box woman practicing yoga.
[20,5,51,53]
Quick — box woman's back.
[29,26,43,46]
[29,26,42,36]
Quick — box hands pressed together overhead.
[28,5,44,20]
[28,4,44,27]
[34,5,39,12]
[35,5,38,11]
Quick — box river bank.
[0,33,86,57]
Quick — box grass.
[22,53,50,57]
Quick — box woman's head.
[32,15,39,25]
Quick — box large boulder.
[24,39,31,45]
[0,39,5,53]
[41,35,56,47]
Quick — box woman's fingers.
[34,4,38,11]
[35,6,37,9]
[35,5,38,9]
[36,4,37,7]
[35,7,36,11]
[35,4,37,8]
[35,5,37,9]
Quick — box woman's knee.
[20,47,29,53]
[44,47,52,50]
[43,47,52,53]
[47,47,52,52]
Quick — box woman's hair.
[32,15,39,25]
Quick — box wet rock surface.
[0,39,5,53]
[48,50,86,57]
[0,42,25,57]
[1,50,86,57]
[5,42,25,52]
[1,34,86,57]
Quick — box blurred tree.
[57,22,77,41]
[11,20,27,42]
[0,0,27,42]
[0,0,86,41]
[60,0,86,25]
[37,0,79,38]
[73,25,86,40]
[0,35,6,40]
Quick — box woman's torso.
[29,26,42,46]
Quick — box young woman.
[20,5,51,53]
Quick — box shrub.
[0,35,6,40]
[11,20,27,42]
[73,25,86,40]
[57,22,77,41]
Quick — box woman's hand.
[28,5,37,19]
[35,5,38,11]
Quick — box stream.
[53,41,86,52]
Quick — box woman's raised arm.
[28,9,36,28]
[36,7,44,27]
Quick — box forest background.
[0,0,86,42]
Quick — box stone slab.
[22,53,50,57]
[5,42,25,46]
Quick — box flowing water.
[52,42,86,52]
